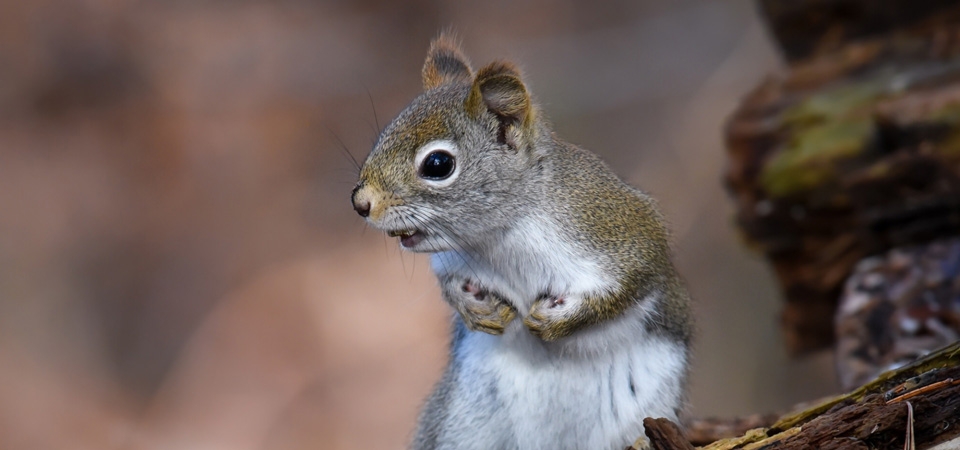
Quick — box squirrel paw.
[523,293,577,341]
[443,279,517,335]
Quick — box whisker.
[397,215,420,281]
[351,215,369,237]
[408,209,483,282]
[393,229,409,276]
[411,243,418,281]
[326,126,361,173]
[364,85,382,134]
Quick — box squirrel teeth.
[388,229,417,238]
[387,229,424,248]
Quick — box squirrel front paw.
[441,278,517,335]
[523,293,579,341]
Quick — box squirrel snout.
[351,183,372,217]
[353,199,371,217]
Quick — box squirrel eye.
[419,150,456,180]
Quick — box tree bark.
[758,0,960,62]
[725,24,960,354]
[643,342,960,450]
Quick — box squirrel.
[351,34,693,450]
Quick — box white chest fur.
[448,318,686,450]
[431,215,611,311]
[428,216,687,449]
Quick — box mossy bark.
[725,20,960,354]
[642,342,960,450]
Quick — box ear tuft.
[467,61,532,127]
[422,33,473,90]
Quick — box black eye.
[419,150,456,180]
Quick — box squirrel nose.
[352,183,371,217]
[353,199,371,217]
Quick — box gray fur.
[354,38,692,450]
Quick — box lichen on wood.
[725,30,960,354]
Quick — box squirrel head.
[352,34,542,252]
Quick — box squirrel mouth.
[388,229,425,248]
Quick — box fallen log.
[642,342,960,450]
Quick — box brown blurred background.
[0,1,841,449]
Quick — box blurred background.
[0,1,842,449]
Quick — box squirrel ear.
[466,61,534,146]
[422,34,473,90]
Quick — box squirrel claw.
[461,302,516,335]
[457,297,517,335]
[445,278,518,335]
[462,280,485,299]
[523,294,573,341]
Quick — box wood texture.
[758,0,960,62]
[644,418,695,450]
[642,342,960,450]
[725,29,960,353]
